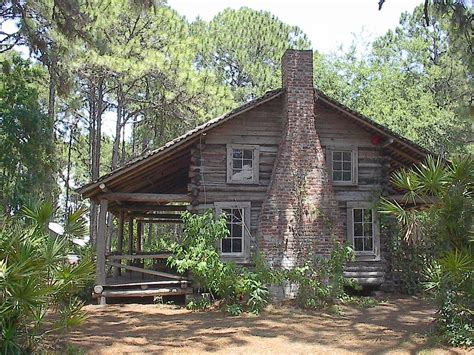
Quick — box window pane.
[364,223,373,236]
[243,150,253,159]
[364,237,373,251]
[343,162,351,170]
[343,151,352,161]
[333,161,342,170]
[232,239,242,253]
[354,238,363,251]
[333,171,342,181]
[364,209,372,222]
[232,223,242,237]
[343,172,352,181]
[233,159,242,169]
[233,149,242,159]
[222,238,231,253]
[333,151,342,160]
[354,223,363,236]
[354,209,362,222]
[233,208,242,221]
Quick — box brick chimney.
[258,50,343,295]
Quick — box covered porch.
[93,190,194,304]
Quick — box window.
[347,202,380,259]
[332,150,352,182]
[227,144,259,184]
[327,147,358,185]
[221,207,244,254]
[215,202,251,259]
[352,208,374,252]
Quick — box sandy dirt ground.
[60,297,470,354]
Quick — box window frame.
[346,202,380,261]
[226,144,260,184]
[214,202,251,261]
[326,146,358,186]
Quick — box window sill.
[226,180,260,185]
[221,255,250,264]
[332,181,358,186]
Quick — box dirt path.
[62,297,468,354]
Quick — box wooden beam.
[135,219,183,224]
[96,199,108,286]
[114,212,125,277]
[99,192,191,203]
[107,253,172,260]
[97,287,193,298]
[115,204,188,212]
[107,261,183,280]
[128,213,183,219]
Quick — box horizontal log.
[106,261,183,280]
[106,253,173,260]
[135,219,183,224]
[114,204,188,212]
[97,287,193,298]
[98,193,191,203]
[103,280,189,288]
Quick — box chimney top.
[281,49,314,90]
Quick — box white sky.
[168,0,424,54]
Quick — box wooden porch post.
[96,199,108,304]
[128,218,133,277]
[137,221,143,252]
[113,211,124,277]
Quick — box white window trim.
[326,146,358,186]
[346,201,380,261]
[214,202,251,262]
[226,144,260,185]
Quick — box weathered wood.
[97,287,193,298]
[128,213,182,219]
[95,199,108,286]
[136,221,142,252]
[128,218,133,254]
[103,279,189,288]
[135,219,183,224]
[116,204,188,212]
[113,211,125,277]
[107,253,172,260]
[107,261,183,280]
[99,192,191,203]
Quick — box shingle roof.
[77,88,284,195]
[78,87,431,197]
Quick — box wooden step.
[349,277,384,285]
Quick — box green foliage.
[185,297,211,311]
[380,155,473,346]
[0,53,56,213]
[167,210,270,315]
[224,303,243,317]
[0,202,94,353]
[193,7,311,103]
[287,243,355,309]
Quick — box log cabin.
[78,50,429,303]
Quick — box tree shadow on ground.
[60,296,464,354]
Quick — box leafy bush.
[287,243,355,309]
[224,303,243,316]
[167,211,270,315]
[0,202,94,353]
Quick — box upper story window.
[226,144,260,184]
[327,147,358,185]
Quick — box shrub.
[167,210,270,315]
[0,202,94,353]
[287,243,355,309]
